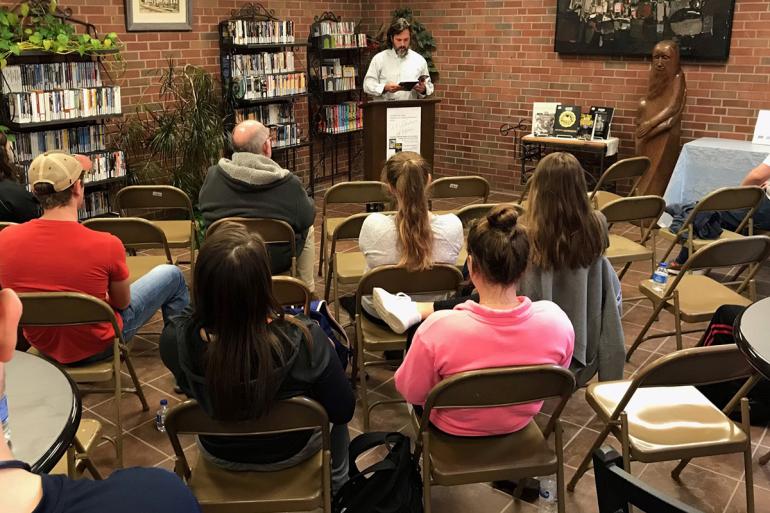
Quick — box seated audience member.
[0,133,39,223]
[0,152,189,365]
[376,152,624,385]
[394,206,575,435]
[159,223,354,492]
[697,304,770,424]
[0,288,201,513]
[198,120,316,292]
[670,154,770,269]
[356,151,462,320]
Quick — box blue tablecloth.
[664,138,770,205]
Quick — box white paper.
[532,102,561,137]
[386,107,421,158]
[752,110,770,146]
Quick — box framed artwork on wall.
[126,0,192,31]
[554,0,736,61]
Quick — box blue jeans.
[120,264,190,341]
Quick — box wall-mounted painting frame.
[554,0,736,61]
[126,0,192,32]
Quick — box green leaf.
[28,32,42,44]
[80,33,90,42]
[108,32,117,39]
[0,41,9,51]
[49,0,57,14]
[0,13,8,26]
[56,33,68,44]
[24,28,32,35]
[103,38,112,48]
[0,58,7,69]
[20,3,29,17]
[91,38,102,49]
[9,44,20,56]
[7,13,18,26]
[42,39,52,50]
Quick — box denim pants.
[121,264,190,341]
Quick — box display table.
[5,350,80,472]
[519,135,620,185]
[664,138,770,205]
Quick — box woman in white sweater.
[359,151,463,272]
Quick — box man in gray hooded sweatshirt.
[199,120,316,292]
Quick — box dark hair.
[193,222,309,420]
[467,205,529,286]
[0,133,21,182]
[382,151,433,271]
[32,171,83,210]
[387,17,411,48]
[526,152,606,270]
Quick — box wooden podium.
[362,97,441,181]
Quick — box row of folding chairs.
[158,342,759,513]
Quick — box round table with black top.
[4,350,81,473]
[734,297,770,465]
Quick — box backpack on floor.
[332,432,423,513]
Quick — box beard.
[648,68,674,99]
[395,46,408,57]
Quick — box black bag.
[332,432,423,513]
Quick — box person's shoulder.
[432,213,462,233]
[408,48,428,63]
[416,308,464,337]
[82,223,124,247]
[530,299,572,326]
[362,212,394,230]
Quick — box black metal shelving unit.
[218,2,308,172]
[306,12,369,197]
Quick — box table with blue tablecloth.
[664,138,770,206]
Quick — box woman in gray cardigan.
[372,152,625,386]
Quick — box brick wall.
[0,0,364,186]
[6,1,770,195]
[370,0,770,193]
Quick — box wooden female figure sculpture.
[635,40,687,196]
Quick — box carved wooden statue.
[635,40,687,196]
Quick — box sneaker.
[372,288,422,334]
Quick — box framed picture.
[554,0,736,61]
[126,0,192,32]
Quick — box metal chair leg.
[568,424,613,491]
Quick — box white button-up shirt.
[363,48,434,101]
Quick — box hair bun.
[486,205,519,232]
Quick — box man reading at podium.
[364,18,434,101]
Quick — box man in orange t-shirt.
[0,152,189,364]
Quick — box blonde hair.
[526,152,606,270]
[382,152,433,271]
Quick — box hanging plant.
[0,1,121,67]
[375,8,438,77]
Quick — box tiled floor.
[80,190,770,513]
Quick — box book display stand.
[306,12,368,197]
[219,2,310,173]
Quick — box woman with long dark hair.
[0,133,39,222]
[160,223,354,491]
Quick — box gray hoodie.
[198,152,315,273]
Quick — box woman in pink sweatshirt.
[394,205,575,436]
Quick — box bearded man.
[364,17,434,100]
[635,40,687,196]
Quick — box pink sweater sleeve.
[394,329,440,406]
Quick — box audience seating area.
[24,164,770,513]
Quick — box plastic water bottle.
[651,262,669,293]
[538,475,558,512]
[0,364,10,446]
[155,399,168,433]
